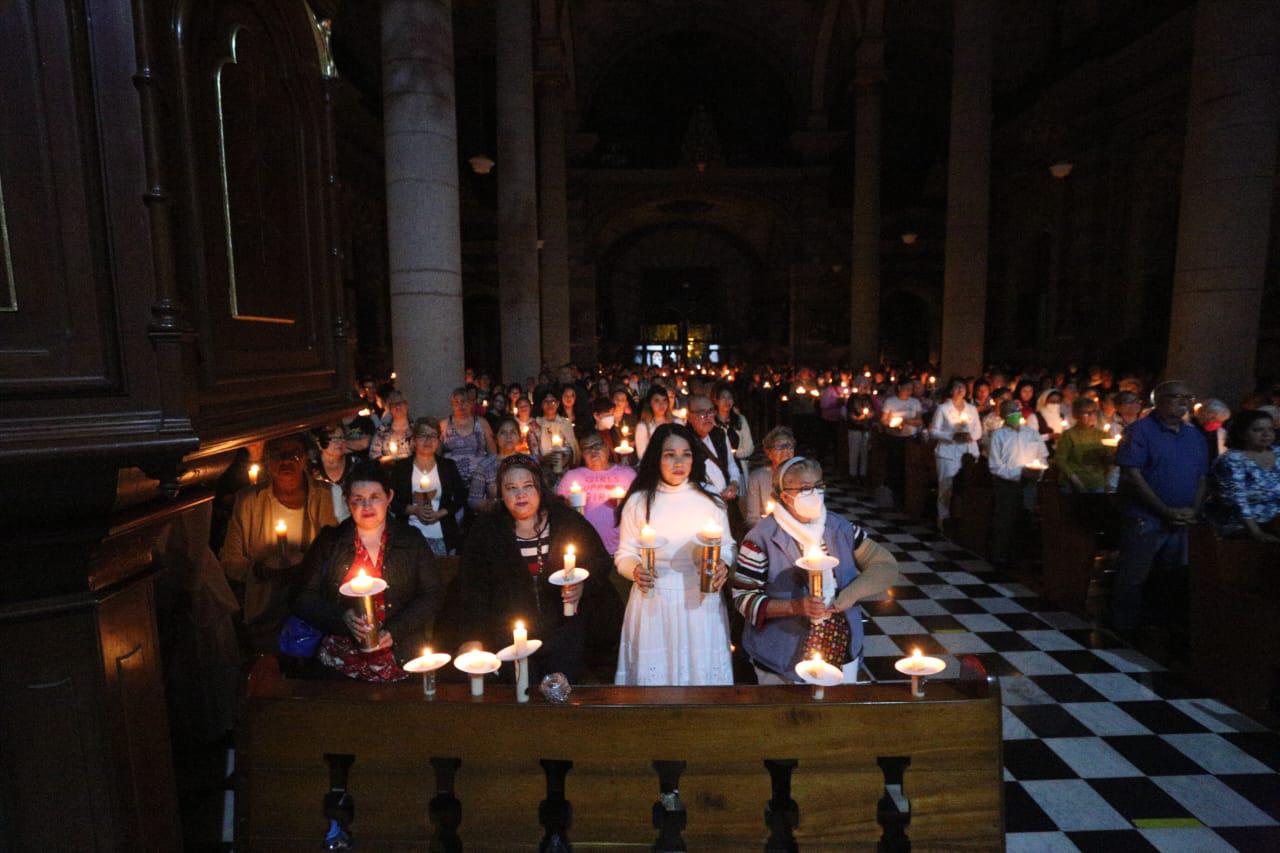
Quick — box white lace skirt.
[614,582,734,686]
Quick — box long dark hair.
[639,383,672,424]
[616,423,723,525]
[494,454,556,530]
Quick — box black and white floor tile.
[824,483,1280,852]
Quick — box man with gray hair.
[1110,380,1208,633]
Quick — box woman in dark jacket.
[460,454,622,683]
[294,463,445,676]
[388,417,468,554]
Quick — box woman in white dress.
[614,423,734,685]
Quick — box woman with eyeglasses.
[389,418,467,555]
[460,455,619,683]
[614,423,735,686]
[744,427,795,528]
[293,462,445,681]
[369,390,414,461]
[310,424,360,522]
[733,457,898,685]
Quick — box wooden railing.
[237,659,1004,850]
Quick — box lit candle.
[357,408,372,417]
[248,463,261,485]
[349,568,374,595]
[795,385,806,395]
[810,389,820,398]
[419,474,430,491]
[388,440,398,456]
[862,407,870,417]
[274,519,288,557]
[781,395,789,402]
[639,524,657,547]
[513,620,528,656]
[895,647,946,697]
[615,438,633,454]
[520,422,529,436]
[699,518,723,544]
[621,423,630,437]
[390,371,397,380]
[1024,460,1048,471]
[551,432,563,449]
[563,544,576,577]
[864,370,872,378]
[609,485,627,501]
[764,498,776,515]
[568,481,586,512]
[888,415,904,429]
[673,407,688,420]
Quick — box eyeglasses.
[688,409,715,419]
[415,432,440,441]
[781,482,826,496]
[769,442,796,451]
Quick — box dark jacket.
[388,456,466,552]
[293,518,445,664]
[460,502,622,682]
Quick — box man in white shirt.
[687,394,742,501]
[987,400,1049,566]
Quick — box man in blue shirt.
[1111,381,1208,632]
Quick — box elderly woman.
[1053,397,1115,494]
[556,431,637,556]
[745,426,795,528]
[389,418,466,555]
[930,379,982,526]
[460,455,618,682]
[1209,411,1280,543]
[614,423,734,686]
[293,463,445,681]
[468,417,526,513]
[440,386,496,484]
[734,457,898,684]
[369,390,413,461]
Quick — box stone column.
[1166,0,1279,405]
[536,9,571,369]
[939,0,994,380]
[849,13,884,368]
[383,0,465,414]
[497,0,542,382]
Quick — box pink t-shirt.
[555,464,637,554]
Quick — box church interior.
[2,0,1279,850]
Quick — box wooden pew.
[1036,471,1097,612]
[237,659,1003,850]
[1189,525,1280,721]
[952,455,994,558]
[903,438,937,521]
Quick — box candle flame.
[515,620,524,631]
[569,481,582,493]
[422,646,429,657]
[811,651,823,662]
[565,545,575,557]
[912,648,922,658]
[357,568,368,580]
[275,519,287,534]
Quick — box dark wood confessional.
[0,1,353,848]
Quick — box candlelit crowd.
[212,359,1280,688]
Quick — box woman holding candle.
[440,387,497,484]
[389,419,466,555]
[614,423,735,686]
[369,390,414,461]
[634,385,680,459]
[930,379,982,527]
[733,457,899,684]
[293,463,445,680]
[555,432,637,557]
[535,388,580,469]
[460,455,621,683]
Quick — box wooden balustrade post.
[322,754,355,850]
[651,760,688,852]
[428,757,463,853]
[763,759,800,852]
[876,756,912,852]
[538,759,574,852]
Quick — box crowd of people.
[214,359,1280,686]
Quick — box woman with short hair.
[745,426,795,528]
[369,390,414,460]
[1209,411,1280,543]
[389,418,467,555]
[734,457,898,684]
[440,386,497,483]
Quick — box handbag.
[278,615,324,658]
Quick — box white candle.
[621,423,630,436]
[349,568,374,595]
[609,485,627,501]
[888,415,903,429]
[248,463,261,485]
[568,481,585,507]
[700,518,723,544]
[388,440,398,455]
[639,524,657,547]
[795,385,806,395]
[513,620,528,656]
[563,545,576,576]
[357,408,371,417]
[275,519,288,553]
[615,439,633,454]
[764,498,776,515]
[551,432,563,448]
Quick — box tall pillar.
[382,0,464,414]
[1166,0,1279,405]
[849,4,885,368]
[939,0,994,380]
[497,0,542,382]
[536,3,571,369]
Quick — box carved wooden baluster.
[651,760,688,852]
[876,756,912,853]
[538,759,573,852]
[322,753,355,851]
[763,759,800,852]
[428,757,463,853]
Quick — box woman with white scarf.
[732,457,899,684]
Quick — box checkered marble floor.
[824,483,1280,852]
